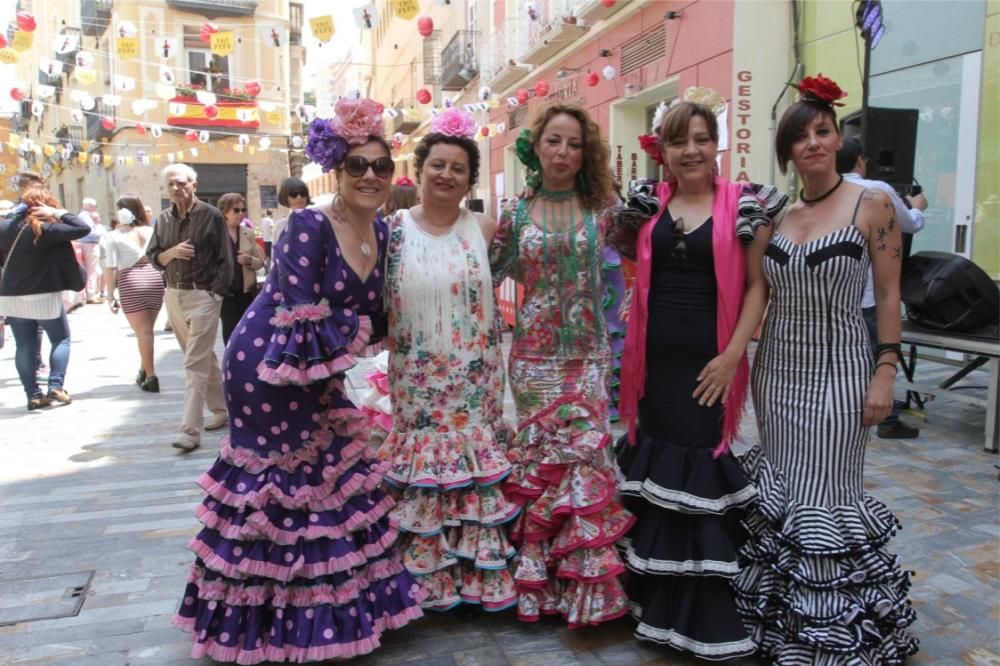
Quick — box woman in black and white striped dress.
[732,76,919,664]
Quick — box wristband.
[875,361,898,375]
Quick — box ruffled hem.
[173,599,424,665]
[617,433,758,514]
[414,565,518,612]
[380,424,513,490]
[390,481,521,536]
[257,314,372,387]
[632,615,757,662]
[515,578,630,629]
[732,447,919,662]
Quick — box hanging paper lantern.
[101,116,115,131]
[534,80,550,97]
[416,88,432,104]
[16,13,37,32]
[80,96,96,110]
[480,126,490,137]
[291,135,304,149]
[245,80,261,97]
[199,22,219,43]
[203,104,219,119]
[585,72,600,87]
[601,0,616,7]
[391,138,402,150]
[0,34,7,49]
[31,101,44,117]
[602,65,616,80]
[259,137,271,150]
[198,130,210,144]
[9,87,24,102]
[516,89,530,105]
[417,16,434,37]
[479,86,492,101]
[136,123,147,135]
[184,130,198,142]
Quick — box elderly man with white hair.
[77,197,105,304]
[146,163,233,452]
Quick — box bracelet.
[876,342,902,355]
[875,361,898,375]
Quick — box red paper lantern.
[534,80,550,97]
[136,123,147,135]
[585,72,600,87]
[185,130,198,142]
[199,22,218,43]
[417,16,434,37]
[10,88,23,102]
[16,12,37,32]
[204,104,219,119]
[0,34,7,49]
[245,81,261,98]
[416,88,432,104]
[101,116,115,131]
[516,89,530,105]
[601,0,616,7]
[480,126,489,137]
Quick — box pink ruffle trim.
[194,493,396,546]
[270,300,333,328]
[256,315,372,387]
[188,522,401,582]
[174,603,424,665]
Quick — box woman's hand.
[693,352,739,407]
[109,297,120,315]
[236,252,253,266]
[863,369,895,427]
[31,205,63,220]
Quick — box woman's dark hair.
[115,196,150,226]
[277,177,311,207]
[659,102,719,145]
[775,100,839,175]
[217,192,245,214]
[413,134,480,187]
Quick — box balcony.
[289,3,303,45]
[166,85,260,130]
[482,27,531,94]
[392,108,420,135]
[165,0,256,18]
[571,0,626,24]
[520,15,590,66]
[80,0,112,37]
[439,30,479,91]
[85,101,115,142]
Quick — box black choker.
[800,175,843,204]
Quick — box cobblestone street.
[0,306,997,665]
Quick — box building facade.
[8,0,304,223]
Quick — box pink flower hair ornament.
[330,97,385,145]
[394,176,416,187]
[430,107,477,140]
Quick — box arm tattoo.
[892,246,901,260]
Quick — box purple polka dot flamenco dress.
[174,209,425,663]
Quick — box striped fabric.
[117,262,165,314]
[733,203,919,664]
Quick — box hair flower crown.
[394,176,416,188]
[430,107,477,139]
[306,97,385,173]
[792,74,848,107]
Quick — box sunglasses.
[230,207,246,213]
[288,190,308,198]
[669,216,687,261]
[343,155,394,179]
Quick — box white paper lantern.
[602,65,616,80]
[259,137,271,150]
[291,135,304,149]
[79,96,96,111]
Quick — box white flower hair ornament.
[429,107,477,140]
[650,101,669,135]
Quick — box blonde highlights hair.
[529,104,612,213]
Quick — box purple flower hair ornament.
[306,98,385,172]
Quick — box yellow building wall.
[974,0,999,278]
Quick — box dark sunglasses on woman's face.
[230,207,246,213]
[288,190,308,198]
[343,155,395,179]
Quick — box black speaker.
[901,251,1000,334]
[840,107,919,191]
[467,198,484,213]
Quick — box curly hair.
[116,195,151,226]
[529,104,612,213]
[413,134,480,187]
[21,187,61,240]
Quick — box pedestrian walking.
[146,163,232,451]
[272,177,311,242]
[77,197,105,304]
[217,192,264,346]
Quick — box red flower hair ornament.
[394,176,416,188]
[792,74,848,107]
[638,133,664,165]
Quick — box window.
[184,27,230,94]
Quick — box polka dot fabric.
[174,209,425,662]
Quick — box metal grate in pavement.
[0,570,94,626]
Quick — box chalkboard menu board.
[260,185,278,210]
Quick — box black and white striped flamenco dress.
[733,198,919,664]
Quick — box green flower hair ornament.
[515,129,542,188]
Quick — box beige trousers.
[164,287,226,441]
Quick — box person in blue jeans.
[0,183,89,410]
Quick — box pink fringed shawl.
[619,176,749,458]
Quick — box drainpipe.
[769,0,802,187]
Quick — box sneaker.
[171,434,201,453]
[27,395,51,411]
[205,412,228,431]
[46,388,72,405]
[877,421,919,439]
[139,375,160,393]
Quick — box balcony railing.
[165,0,256,18]
[439,30,479,91]
[571,0,626,23]
[520,0,589,66]
[289,3,303,45]
[482,26,531,94]
[80,0,112,37]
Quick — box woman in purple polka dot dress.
[173,98,426,662]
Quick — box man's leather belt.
[172,281,214,290]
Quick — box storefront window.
[871,0,985,75]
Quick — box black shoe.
[877,421,919,439]
[28,395,51,411]
[136,368,146,386]
[139,375,160,393]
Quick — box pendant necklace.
[537,187,577,202]
[333,198,372,257]
[800,175,843,205]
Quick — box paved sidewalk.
[0,305,997,665]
